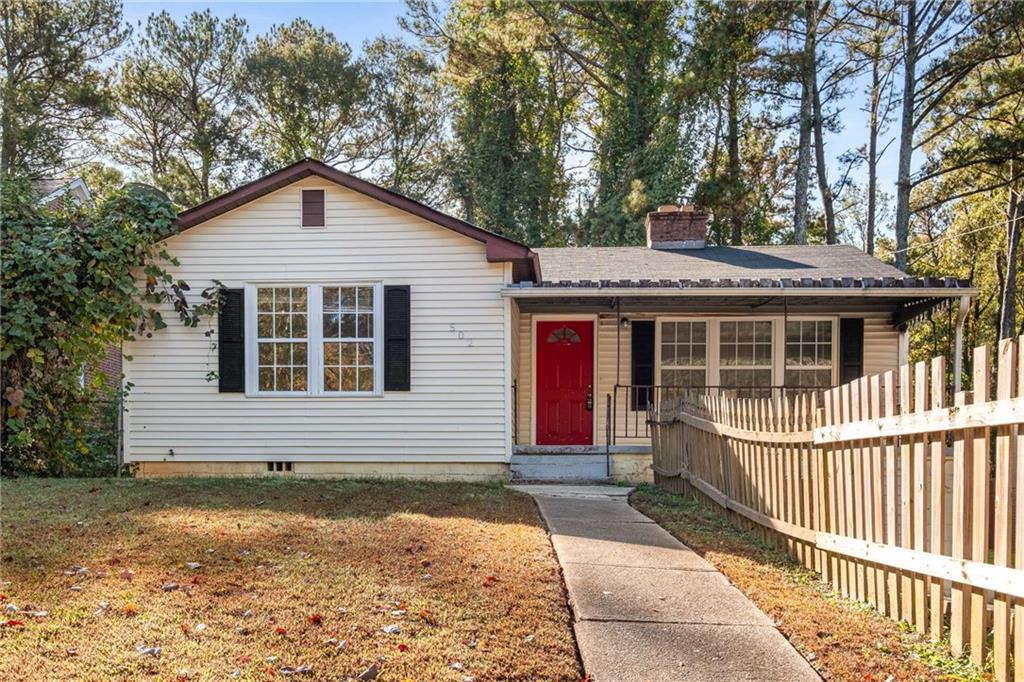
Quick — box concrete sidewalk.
[512,484,819,682]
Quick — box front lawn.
[0,477,581,681]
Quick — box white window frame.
[299,187,328,230]
[782,316,839,388]
[717,317,776,390]
[655,318,711,389]
[244,282,384,398]
[653,316,839,392]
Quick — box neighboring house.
[34,176,92,210]
[123,159,977,481]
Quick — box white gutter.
[502,286,979,299]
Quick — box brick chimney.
[645,205,708,249]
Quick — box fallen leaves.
[356,663,378,681]
[279,664,312,676]
[135,644,160,658]
[1,478,582,681]
[122,602,138,617]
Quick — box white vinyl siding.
[123,177,509,463]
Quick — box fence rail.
[650,338,1024,681]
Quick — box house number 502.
[449,323,474,347]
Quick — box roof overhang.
[173,158,539,282]
[502,286,979,299]
[504,286,977,328]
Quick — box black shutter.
[839,318,864,385]
[218,288,245,392]
[384,285,411,391]
[631,320,655,410]
[301,189,325,227]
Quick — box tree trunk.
[726,71,742,246]
[793,0,817,245]
[812,80,836,243]
[999,180,1024,339]
[866,36,881,255]
[894,0,918,271]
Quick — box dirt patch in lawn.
[630,485,988,682]
[0,477,582,681]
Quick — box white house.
[124,159,976,481]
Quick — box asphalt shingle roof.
[534,245,908,283]
[524,245,978,292]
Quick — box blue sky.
[122,1,408,49]
[120,1,895,236]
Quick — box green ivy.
[1,176,218,475]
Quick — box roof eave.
[501,286,979,299]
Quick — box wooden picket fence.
[650,338,1024,681]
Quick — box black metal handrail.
[610,383,830,443]
[511,379,518,445]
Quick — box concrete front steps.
[510,446,653,483]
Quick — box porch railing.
[609,384,829,444]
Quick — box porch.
[506,281,973,481]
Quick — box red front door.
[536,320,594,445]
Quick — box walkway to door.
[511,484,819,682]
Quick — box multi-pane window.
[785,320,834,388]
[322,286,375,392]
[659,321,707,389]
[251,284,379,395]
[719,320,773,393]
[256,287,308,392]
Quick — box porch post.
[897,324,909,368]
[953,295,970,391]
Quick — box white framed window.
[246,283,383,396]
[659,320,708,389]
[719,320,773,393]
[255,287,309,393]
[654,317,838,397]
[784,319,836,389]
[322,285,376,393]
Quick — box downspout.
[953,295,970,391]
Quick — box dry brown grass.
[0,477,582,681]
[630,485,988,682]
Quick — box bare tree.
[792,0,818,244]
[891,0,1021,270]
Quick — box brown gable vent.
[645,205,708,250]
[301,189,325,227]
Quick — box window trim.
[653,316,839,391]
[656,318,710,389]
[717,317,775,389]
[782,316,839,388]
[244,282,384,398]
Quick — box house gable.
[174,158,538,281]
